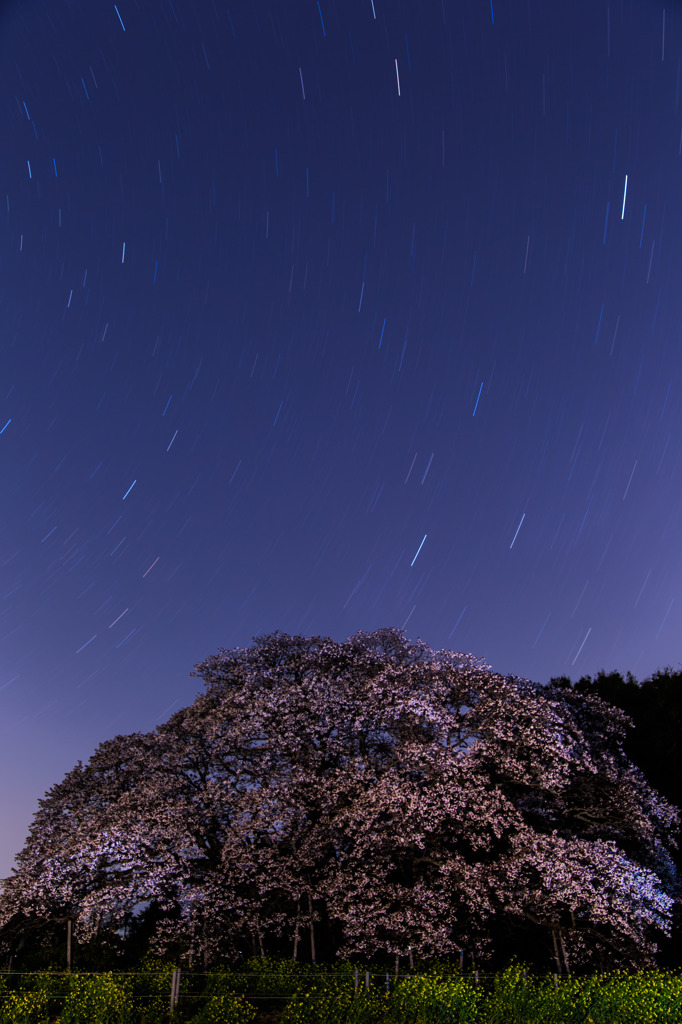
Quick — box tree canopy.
[1,630,677,971]
[550,665,682,965]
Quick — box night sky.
[2,0,682,876]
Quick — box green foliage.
[533,969,682,1024]
[282,977,387,1024]
[388,974,482,1024]
[482,961,542,1024]
[199,967,241,998]
[128,955,183,1024]
[19,968,70,996]
[241,956,315,996]
[0,959,681,1024]
[0,988,50,1024]
[58,972,135,1024]
[476,963,682,1024]
[190,992,256,1024]
[14,968,70,1021]
[11,939,69,972]
[277,960,682,1024]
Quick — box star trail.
[1,0,682,875]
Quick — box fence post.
[475,971,479,985]
[354,969,359,993]
[366,971,370,992]
[170,968,181,1014]
[386,972,390,995]
[553,973,558,991]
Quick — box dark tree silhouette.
[550,666,682,964]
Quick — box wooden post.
[66,919,72,972]
[170,969,181,1014]
[354,969,359,993]
[386,972,390,995]
[365,971,370,992]
[553,973,558,991]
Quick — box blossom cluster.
[0,629,676,969]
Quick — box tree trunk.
[559,930,571,975]
[551,928,562,976]
[308,893,316,965]
[293,901,301,960]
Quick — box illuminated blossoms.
[0,630,676,969]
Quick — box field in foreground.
[1,959,682,1024]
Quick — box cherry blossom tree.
[0,629,676,969]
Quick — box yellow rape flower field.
[1,958,682,1024]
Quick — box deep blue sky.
[1,0,681,877]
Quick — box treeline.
[550,666,682,965]
[0,631,679,974]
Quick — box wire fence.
[1,965,680,1022]
[0,966,569,992]
[0,964,628,1000]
